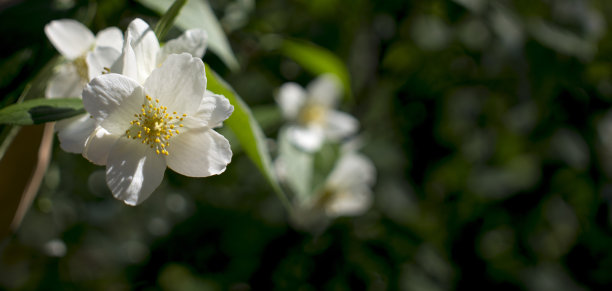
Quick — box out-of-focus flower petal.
[324,110,359,140]
[95,27,123,52]
[276,83,306,120]
[287,125,325,152]
[45,19,95,60]
[307,74,342,108]
[86,46,121,81]
[159,29,208,60]
[45,64,83,98]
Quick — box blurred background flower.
[1,0,612,290]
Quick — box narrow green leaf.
[205,63,291,211]
[0,57,60,160]
[0,98,84,125]
[154,0,188,40]
[281,39,352,99]
[139,0,240,71]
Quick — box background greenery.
[1,0,612,290]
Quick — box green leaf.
[0,57,60,160]
[0,98,84,125]
[154,0,188,40]
[277,127,313,201]
[205,63,291,211]
[139,0,240,71]
[281,39,352,99]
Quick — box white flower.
[45,19,124,153]
[81,53,233,205]
[112,18,208,84]
[313,152,376,217]
[276,74,359,152]
[50,18,208,155]
[290,151,376,231]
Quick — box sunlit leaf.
[138,0,240,71]
[281,39,352,99]
[154,0,188,40]
[0,98,84,125]
[205,63,291,210]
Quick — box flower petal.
[307,74,342,108]
[324,187,372,217]
[323,153,375,217]
[324,110,359,140]
[327,153,376,189]
[166,129,232,177]
[82,126,120,165]
[276,82,306,120]
[95,27,123,52]
[207,92,234,128]
[143,53,206,115]
[45,63,84,98]
[126,18,160,83]
[82,73,144,135]
[55,114,96,154]
[188,91,233,129]
[106,138,167,205]
[159,29,208,61]
[287,125,324,152]
[111,33,138,80]
[86,46,121,81]
[45,19,95,60]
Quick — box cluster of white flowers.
[45,18,233,205]
[275,75,376,231]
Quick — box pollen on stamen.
[125,96,189,156]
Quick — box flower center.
[314,187,337,208]
[298,102,327,125]
[74,55,89,81]
[125,95,186,155]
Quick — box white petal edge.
[166,129,232,177]
[126,18,160,83]
[45,63,84,98]
[143,53,206,116]
[324,110,359,141]
[83,73,144,135]
[111,33,138,80]
[189,91,234,129]
[56,114,96,154]
[106,138,167,205]
[276,83,306,120]
[82,127,120,165]
[95,27,124,52]
[45,19,95,60]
